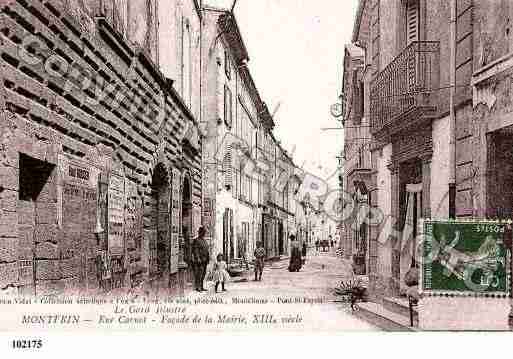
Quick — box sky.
[204,0,358,187]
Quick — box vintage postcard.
[1,0,513,347]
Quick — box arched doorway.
[147,163,170,288]
[181,175,193,287]
[278,222,284,255]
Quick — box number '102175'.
[12,339,42,349]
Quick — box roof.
[193,0,202,20]
[259,102,275,130]
[218,12,250,63]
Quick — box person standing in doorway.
[301,241,307,265]
[288,235,302,272]
[254,242,266,281]
[191,226,210,292]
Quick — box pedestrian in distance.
[191,226,210,292]
[301,242,307,265]
[315,240,319,252]
[213,253,230,293]
[254,241,266,281]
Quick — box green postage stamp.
[422,221,510,296]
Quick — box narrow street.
[186,250,378,331]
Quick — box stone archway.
[181,173,193,288]
[146,162,171,289]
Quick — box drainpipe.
[448,0,457,219]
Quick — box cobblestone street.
[186,250,378,331]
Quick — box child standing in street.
[213,253,230,293]
[254,242,266,281]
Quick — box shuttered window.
[406,0,419,45]
[224,85,232,128]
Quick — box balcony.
[370,41,440,138]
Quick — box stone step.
[354,302,418,332]
[383,296,418,323]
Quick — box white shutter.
[406,0,419,45]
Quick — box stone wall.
[0,0,202,296]
[430,115,450,219]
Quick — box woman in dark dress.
[288,235,302,272]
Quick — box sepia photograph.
[0,1,513,352]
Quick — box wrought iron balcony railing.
[370,41,440,136]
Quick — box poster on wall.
[203,198,214,238]
[170,168,181,274]
[193,206,201,241]
[125,179,142,275]
[108,174,125,256]
[59,155,99,258]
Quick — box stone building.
[345,0,513,330]
[0,0,203,297]
[340,43,372,274]
[202,7,262,264]
[201,6,299,263]
[344,0,456,302]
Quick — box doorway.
[18,154,56,296]
[398,159,423,293]
[223,208,234,261]
[148,164,170,287]
[487,130,513,219]
[181,176,193,288]
[278,222,284,255]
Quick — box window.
[238,222,249,258]
[239,98,254,151]
[224,85,232,128]
[358,80,364,119]
[258,180,264,204]
[284,183,289,210]
[406,0,419,45]
[240,174,252,202]
[247,174,252,202]
[233,168,240,199]
[353,71,364,125]
[240,172,246,201]
[225,50,231,79]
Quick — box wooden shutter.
[229,209,234,260]
[223,209,229,258]
[223,145,233,190]
[406,0,419,45]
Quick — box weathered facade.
[345,0,513,329]
[201,7,299,264]
[341,43,372,275]
[0,0,202,296]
